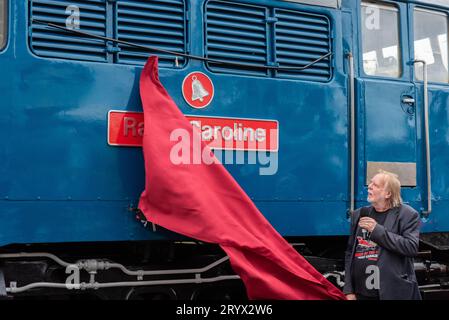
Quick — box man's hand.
[359,217,377,233]
[346,293,357,300]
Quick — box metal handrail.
[413,60,432,218]
[347,52,356,216]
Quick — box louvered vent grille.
[274,8,331,81]
[29,0,331,77]
[205,0,332,81]
[30,0,107,62]
[116,0,187,67]
[205,0,269,76]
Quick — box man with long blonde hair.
[343,170,421,300]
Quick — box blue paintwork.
[1,0,449,246]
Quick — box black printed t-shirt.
[352,208,389,298]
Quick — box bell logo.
[182,72,214,109]
[191,76,209,102]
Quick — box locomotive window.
[361,2,401,78]
[0,0,6,50]
[414,9,449,83]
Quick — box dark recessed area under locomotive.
[1,235,449,300]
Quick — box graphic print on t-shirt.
[352,209,389,297]
[354,233,380,261]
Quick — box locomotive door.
[357,1,421,208]
[407,3,449,219]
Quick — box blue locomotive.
[1,0,449,299]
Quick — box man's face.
[367,174,391,206]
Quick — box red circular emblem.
[182,72,214,109]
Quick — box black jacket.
[343,204,422,300]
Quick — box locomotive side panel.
[0,0,349,247]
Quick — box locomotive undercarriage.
[0,241,246,300]
[414,233,449,299]
[1,235,449,300]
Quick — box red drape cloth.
[138,57,346,300]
